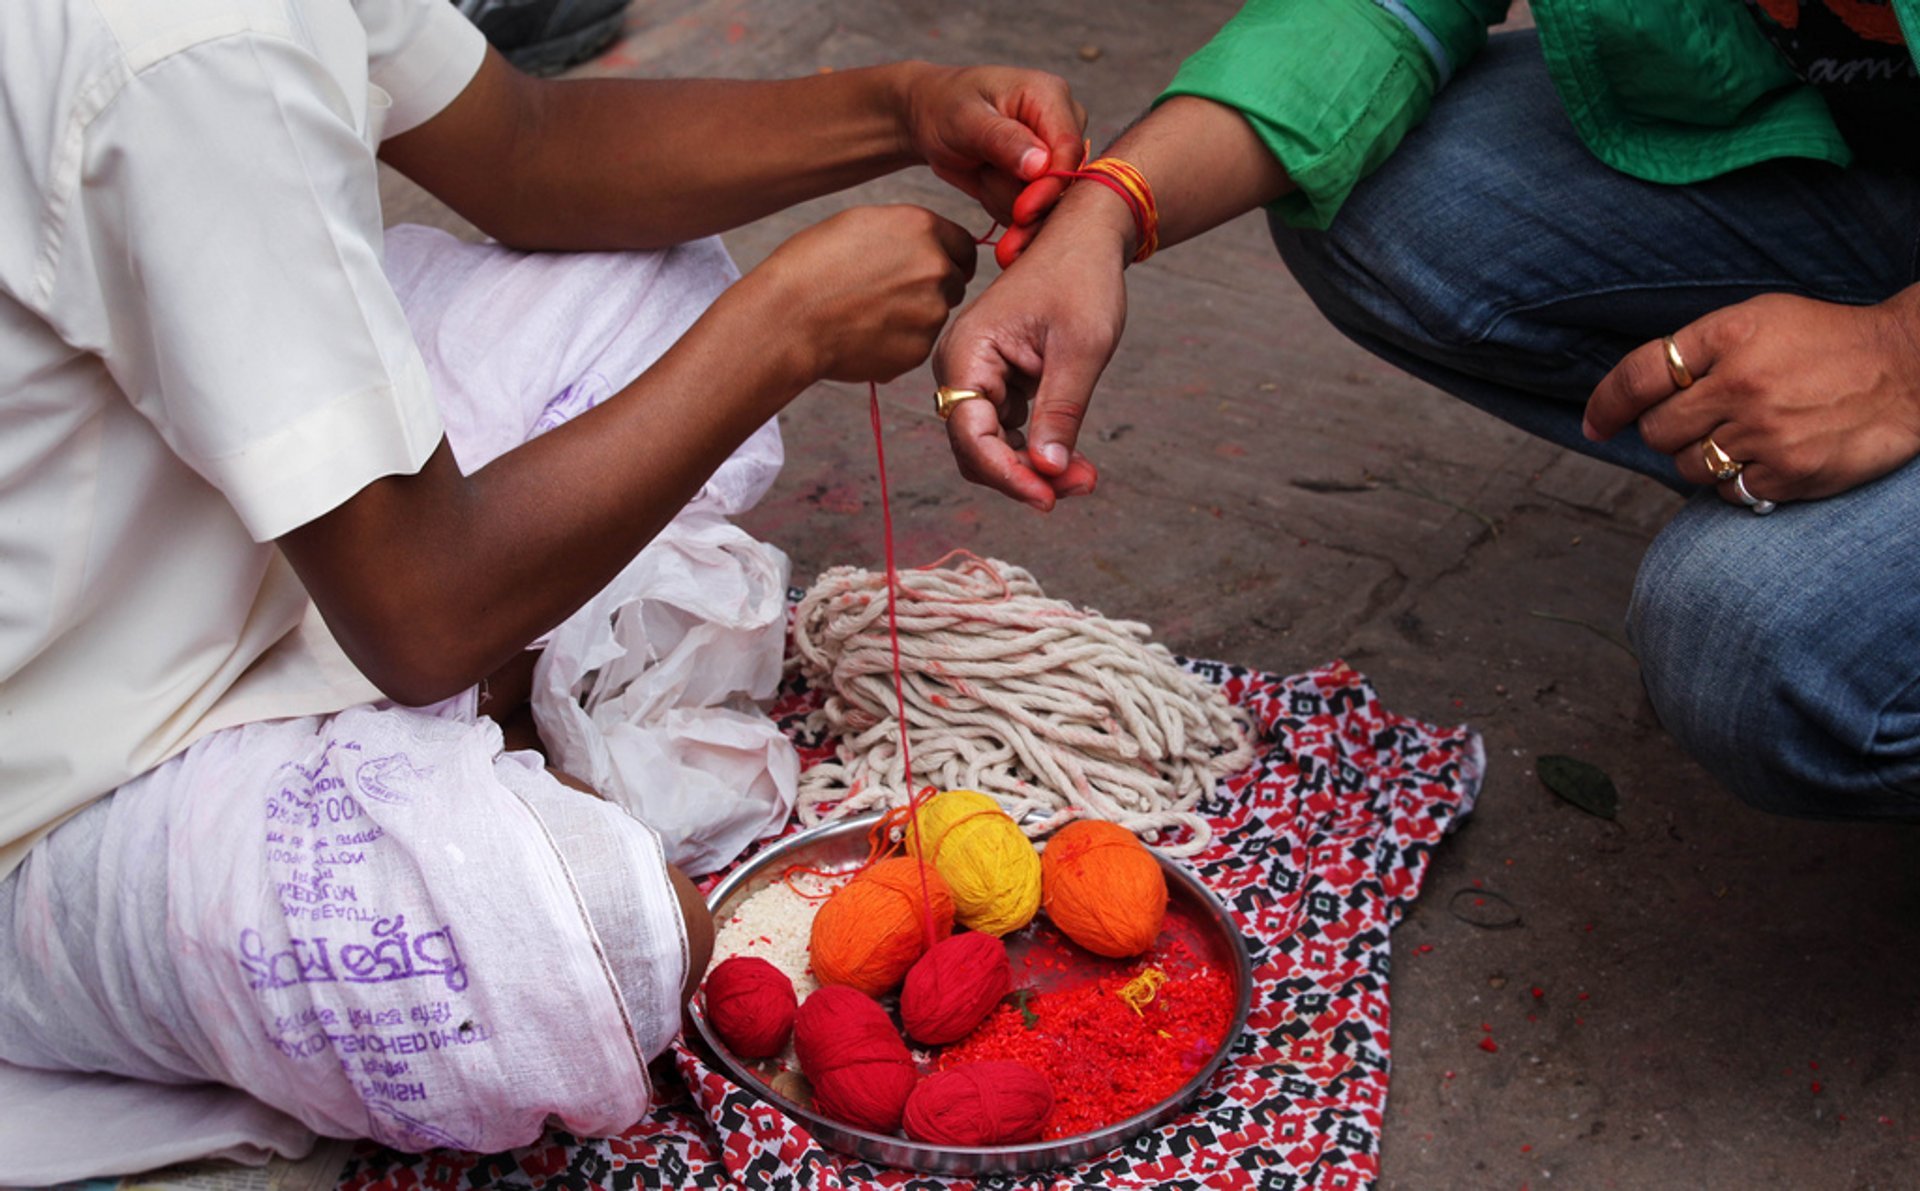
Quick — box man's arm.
[378,50,1086,251]
[280,206,977,706]
[933,96,1291,510]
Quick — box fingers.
[927,212,980,283]
[1660,409,1743,487]
[1023,334,1109,476]
[1010,74,1087,175]
[992,161,1077,268]
[935,311,1065,510]
[1011,174,1072,225]
[965,110,1050,185]
[1582,330,1704,441]
[945,397,1061,510]
[994,219,1041,270]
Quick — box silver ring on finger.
[1733,471,1777,516]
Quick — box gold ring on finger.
[934,386,986,421]
[1699,435,1742,483]
[1663,335,1695,390]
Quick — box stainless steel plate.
[690,814,1253,1176]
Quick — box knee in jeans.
[1628,511,1919,815]
[1269,210,1491,355]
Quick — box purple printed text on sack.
[237,914,469,993]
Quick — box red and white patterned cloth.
[339,658,1480,1191]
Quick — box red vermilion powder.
[938,944,1232,1139]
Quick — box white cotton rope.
[790,553,1254,857]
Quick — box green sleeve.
[1157,0,1508,229]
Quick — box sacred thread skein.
[904,1061,1054,1146]
[701,956,797,1059]
[810,856,955,995]
[899,930,1012,1046]
[1041,819,1167,958]
[906,789,1042,936]
[794,985,918,1133]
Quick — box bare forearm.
[384,55,926,251]
[285,204,975,705]
[288,278,808,704]
[503,67,925,249]
[1031,96,1294,263]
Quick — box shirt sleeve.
[1157,0,1508,229]
[357,0,489,137]
[63,31,446,542]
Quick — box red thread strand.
[869,382,940,950]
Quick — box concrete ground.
[386,2,1919,1186]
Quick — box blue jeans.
[1270,30,1920,817]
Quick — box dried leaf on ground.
[1537,754,1619,819]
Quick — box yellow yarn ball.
[905,789,1042,936]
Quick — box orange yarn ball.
[810,857,955,995]
[1040,820,1166,958]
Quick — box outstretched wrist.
[883,60,942,165]
[718,267,825,391]
[1041,181,1142,268]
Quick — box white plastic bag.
[532,511,798,875]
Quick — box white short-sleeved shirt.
[0,0,487,877]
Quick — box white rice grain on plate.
[710,870,847,1004]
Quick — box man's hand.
[752,204,979,384]
[932,185,1130,510]
[897,64,1086,226]
[1585,288,1920,505]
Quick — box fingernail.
[1025,497,1052,513]
[1018,148,1046,179]
[1037,443,1067,469]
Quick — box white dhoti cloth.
[0,230,778,1183]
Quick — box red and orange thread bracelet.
[1055,156,1159,264]
[982,148,1161,265]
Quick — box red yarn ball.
[903,1062,1054,1146]
[900,931,1012,1046]
[702,956,797,1059]
[793,985,918,1133]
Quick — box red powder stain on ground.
[1214,443,1249,459]
[941,940,1231,1138]
[725,21,746,42]
[1478,1037,1499,1053]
